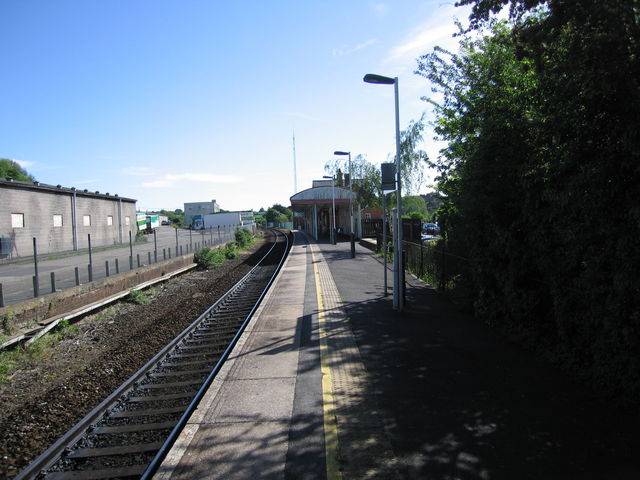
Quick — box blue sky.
[1,1,471,212]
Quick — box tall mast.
[292,130,298,193]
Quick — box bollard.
[115,258,119,274]
[180,245,183,256]
[75,267,80,286]
[148,251,152,265]
[168,247,172,259]
[105,260,110,277]
[33,237,39,297]
[137,254,141,268]
[153,229,158,263]
[50,272,56,292]
[163,248,166,260]
[0,283,4,308]
[88,234,93,276]
[129,255,133,270]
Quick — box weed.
[1,310,15,336]
[127,289,150,305]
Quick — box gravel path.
[0,237,270,479]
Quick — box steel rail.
[140,228,290,479]
[15,229,290,480]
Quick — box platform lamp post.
[334,150,356,258]
[364,73,404,311]
[322,175,337,245]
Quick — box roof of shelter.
[290,185,356,204]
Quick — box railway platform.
[154,231,640,480]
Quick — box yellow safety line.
[311,245,343,480]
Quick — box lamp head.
[363,73,395,85]
[334,151,349,156]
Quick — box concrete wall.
[1,181,137,259]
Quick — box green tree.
[270,204,292,221]
[420,0,640,400]
[398,114,429,195]
[325,154,382,210]
[401,195,428,220]
[265,207,289,224]
[0,158,34,181]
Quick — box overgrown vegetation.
[234,228,253,248]
[194,230,255,269]
[126,289,151,305]
[0,319,80,385]
[419,1,640,401]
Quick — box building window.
[107,215,113,226]
[11,213,24,228]
[53,214,63,227]
[125,216,130,226]
[83,215,91,226]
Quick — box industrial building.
[0,178,137,260]
[183,200,220,227]
[199,211,255,232]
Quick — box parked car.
[422,222,440,234]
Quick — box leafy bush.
[224,242,238,259]
[235,228,253,248]
[194,247,225,269]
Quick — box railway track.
[15,229,291,480]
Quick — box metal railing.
[0,225,244,308]
[403,240,469,292]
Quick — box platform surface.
[156,231,640,480]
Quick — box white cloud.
[10,158,36,168]
[333,38,377,56]
[387,23,456,62]
[142,172,242,188]
[384,4,470,68]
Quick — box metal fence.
[403,240,469,293]
[0,225,244,308]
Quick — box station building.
[0,178,137,260]
[290,179,359,240]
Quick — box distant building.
[200,211,255,232]
[1,178,137,260]
[183,199,220,227]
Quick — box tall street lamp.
[364,73,404,311]
[334,150,355,258]
[323,175,337,245]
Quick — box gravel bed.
[0,237,269,479]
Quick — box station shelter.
[290,180,359,241]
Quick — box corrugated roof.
[0,178,137,202]
[290,186,356,202]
